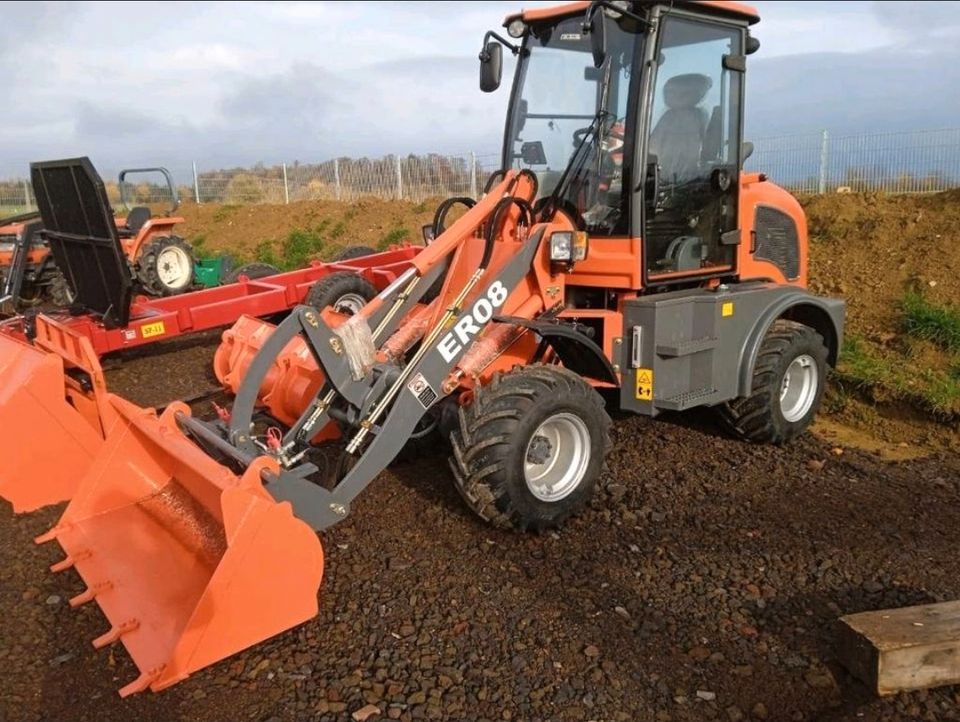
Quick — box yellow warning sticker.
[722,302,734,317]
[635,368,654,401]
[141,321,166,339]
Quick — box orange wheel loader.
[24,0,844,695]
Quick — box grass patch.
[412,201,428,214]
[902,291,960,352]
[836,336,960,418]
[212,204,240,223]
[254,240,281,268]
[330,220,346,240]
[190,233,207,255]
[379,227,410,249]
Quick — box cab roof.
[505,1,760,27]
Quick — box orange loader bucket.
[37,393,324,695]
[0,328,105,512]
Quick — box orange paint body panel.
[0,316,114,512]
[506,1,759,26]
[37,396,323,695]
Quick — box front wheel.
[449,365,611,532]
[719,320,828,444]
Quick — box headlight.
[507,18,526,38]
[0,242,16,253]
[550,232,572,262]
[549,231,589,263]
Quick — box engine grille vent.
[754,206,800,280]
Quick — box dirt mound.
[804,190,960,340]
[177,197,437,261]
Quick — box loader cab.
[495,0,758,289]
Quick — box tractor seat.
[118,206,152,237]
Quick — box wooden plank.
[837,600,960,695]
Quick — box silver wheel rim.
[524,412,591,502]
[333,292,367,315]
[780,354,819,423]
[156,246,192,290]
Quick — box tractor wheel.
[449,364,611,532]
[137,236,195,296]
[333,245,377,262]
[718,319,828,444]
[47,270,75,307]
[305,271,376,315]
[223,262,280,284]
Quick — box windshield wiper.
[538,109,612,222]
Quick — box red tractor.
[0,166,194,313]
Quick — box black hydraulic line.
[482,197,533,270]
[432,197,477,237]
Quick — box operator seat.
[648,73,712,183]
[118,206,151,238]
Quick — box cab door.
[639,12,745,283]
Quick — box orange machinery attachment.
[36,394,323,696]
[0,316,114,512]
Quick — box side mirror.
[587,11,606,68]
[479,42,503,93]
[421,224,436,245]
[520,141,547,165]
[742,141,754,163]
[517,98,528,133]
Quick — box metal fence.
[747,128,960,194]
[3,128,960,215]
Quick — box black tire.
[304,271,376,315]
[719,319,828,444]
[223,262,280,284]
[449,364,611,532]
[333,245,377,262]
[47,270,75,307]
[136,235,195,296]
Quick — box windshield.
[504,13,642,235]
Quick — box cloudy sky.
[2,1,959,180]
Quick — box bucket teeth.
[92,619,139,649]
[69,581,111,608]
[34,523,71,545]
[118,666,164,698]
[49,549,91,573]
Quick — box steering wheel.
[573,127,592,146]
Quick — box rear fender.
[738,291,845,397]
[130,216,184,258]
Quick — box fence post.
[334,158,341,201]
[469,152,478,198]
[818,130,829,194]
[22,179,30,210]
[395,155,403,200]
[192,161,201,204]
[282,163,290,204]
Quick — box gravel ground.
[2,341,960,722]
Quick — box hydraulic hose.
[432,197,477,238]
[482,197,533,270]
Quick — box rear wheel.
[137,236,195,296]
[333,245,377,262]
[449,365,611,532]
[719,319,828,444]
[223,262,280,284]
[305,271,376,315]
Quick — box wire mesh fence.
[747,128,960,194]
[3,128,960,216]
